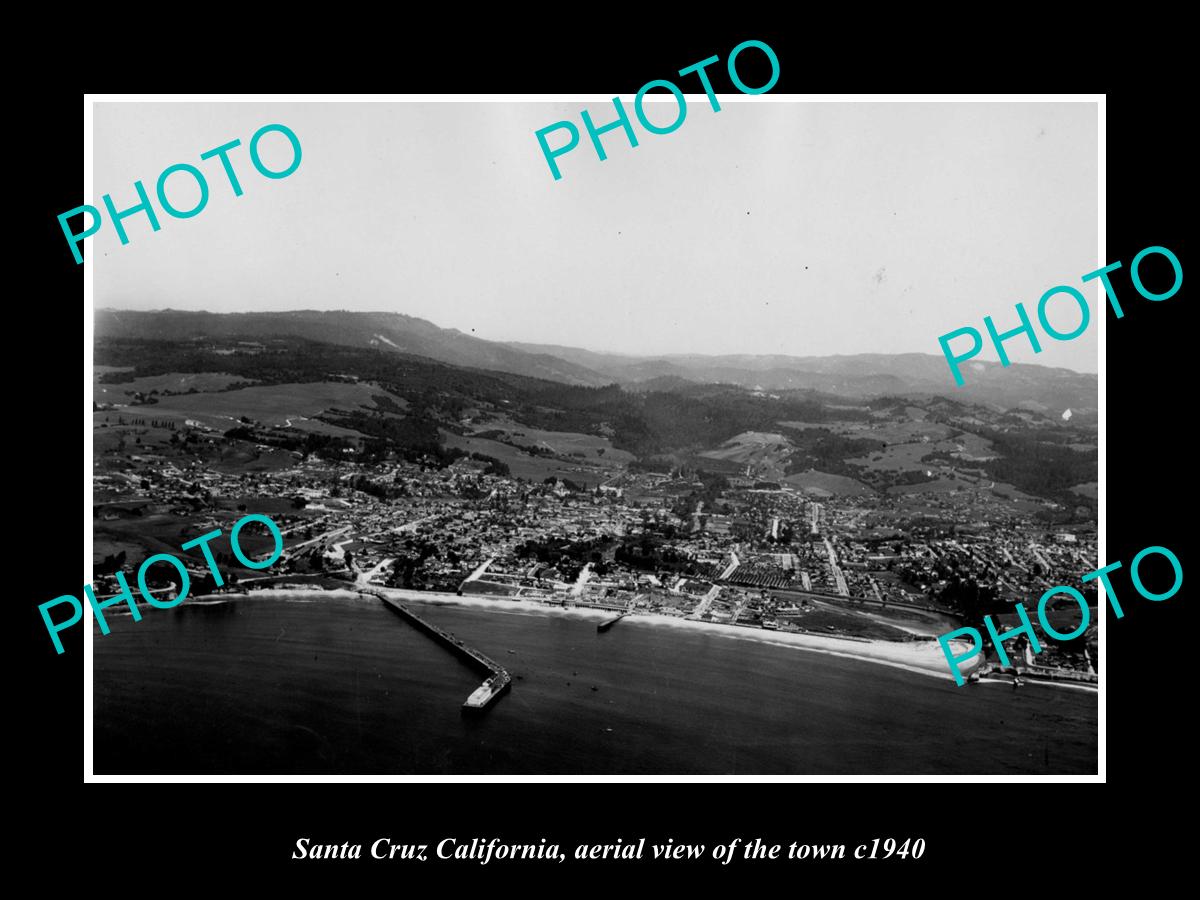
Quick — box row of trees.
[102,416,177,429]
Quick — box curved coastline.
[100,585,1091,691]
[168,585,974,683]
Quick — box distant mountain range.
[96,309,1097,413]
[507,344,1096,414]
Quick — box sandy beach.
[176,584,980,683]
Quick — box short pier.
[597,613,629,633]
[361,590,511,711]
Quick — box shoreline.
[116,585,1094,692]
[175,585,972,683]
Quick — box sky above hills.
[93,100,1099,373]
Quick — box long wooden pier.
[360,589,511,712]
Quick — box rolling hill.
[93,313,1098,509]
[506,345,1097,415]
[95,308,1097,414]
[95,309,613,387]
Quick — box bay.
[92,593,1097,774]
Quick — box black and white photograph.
[85,97,1100,776]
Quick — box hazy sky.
[94,100,1098,372]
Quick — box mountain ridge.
[95,309,615,388]
[95,308,1097,413]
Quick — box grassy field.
[467,417,635,466]
[147,382,405,427]
[849,440,939,472]
[93,419,178,455]
[94,371,251,404]
[782,470,875,496]
[774,591,959,639]
[441,430,611,487]
[94,373,407,434]
[698,431,793,481]
[207,446,305,474]
[93,417,305,475]
[778,418,954,444]
[461,580,519,597]
[699,432,791,460]
[776,605,911,641]
[888,478,959,495]
[948,431,996,459]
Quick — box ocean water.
[92,594,1098,774]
